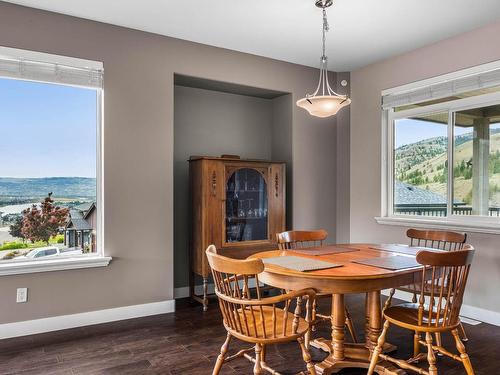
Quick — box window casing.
[379,61,500,234]
[0,47,109,275]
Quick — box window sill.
[0,255,112,276]
[375,216,500,235]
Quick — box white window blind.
[0,47,103,89]
[382,67,500,109]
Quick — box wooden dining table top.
[249,243,437,279]
[248,243,447,295]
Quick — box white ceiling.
[5,0,500,71]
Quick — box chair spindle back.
[407,229,466,251]
[206,245,314,341]
[276,230,328,250]
[415,246,474,328]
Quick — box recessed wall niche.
[173,74,293,290]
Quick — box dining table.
[249,243,436,375]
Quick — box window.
[453,106,500,217]
[0,47,109,274]
[379,60,500,233]
[393,112,449,216]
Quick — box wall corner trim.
[0,300,175,340]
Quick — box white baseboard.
[0,300,175,340]
[459,304,500,326]
[382,289,500,327]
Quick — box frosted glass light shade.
[296,95,351,118]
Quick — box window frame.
[378,87,500,234]
[0,47,110,276]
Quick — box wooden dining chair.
[368,247,476,375]
[276,230,329,250]
[206,245,317,375]
[383,228,469,342]
[276,230,357,343]
[406,229,467,251]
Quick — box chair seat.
[225,305,309,342]
[384,303,459,332]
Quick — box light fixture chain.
[322,8,329,59]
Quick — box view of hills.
[396,128,500,174]
[0,177,96,206]
[395,130,500,205]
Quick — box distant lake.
[0,203,35,215]
[0,177,96,199]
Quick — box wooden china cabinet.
[189,155,286,310]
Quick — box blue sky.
[395,118,447,148]
[0,78,97,178]
[395,118,500,148]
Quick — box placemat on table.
[353,255,421,270]
[369,244,437,256]
[262,256,342,272]
[290,245,359,256]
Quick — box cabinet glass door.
[225,168,268,243]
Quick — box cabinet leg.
[203,277,209,312]
[190,273,210,311]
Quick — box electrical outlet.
[16,288,28,303]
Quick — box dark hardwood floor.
[0,294,497,374]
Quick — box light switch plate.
[16,288,28,303]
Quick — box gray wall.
[173,85,278,288]
[271,94,294,229]
[350,20,500,313]
[0,2,348,324]
[292,106,338,235]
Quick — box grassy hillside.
[395,136,447,176]
[396,131,500,206]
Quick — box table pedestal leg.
[365,292,373,347]
[366,291,397,354]
[367,290,381,349]
[331,294,345,360]
[313,292,401,375]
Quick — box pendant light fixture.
[297,0,351,118]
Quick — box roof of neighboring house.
[73,202,94,213]
[65,202,96,231]
[395,181,462,206]
[83,203,96,220]
[67,209,93,230]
